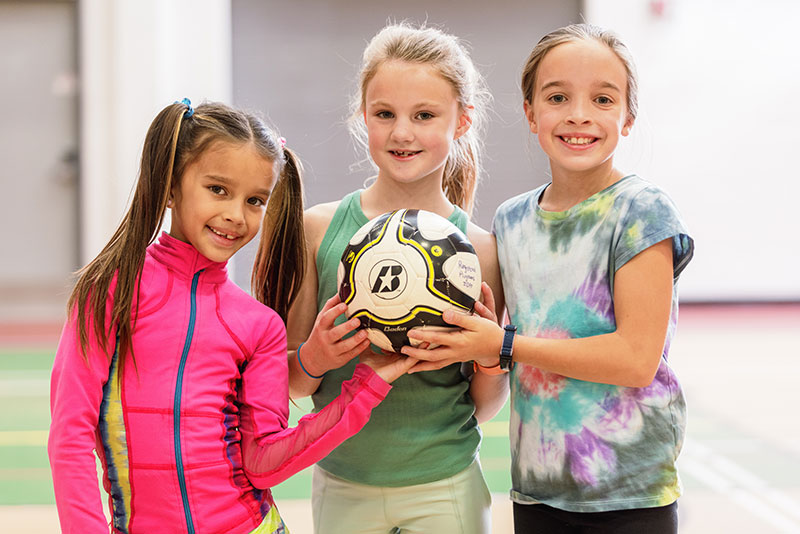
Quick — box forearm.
[49,322,113,532]
[513,331,662,388]
[469,371,509,423]
[243,363,390,488]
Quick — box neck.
[541,160,624,211]
[361,174,454,220]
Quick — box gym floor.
[1,303,799,533]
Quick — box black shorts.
[513,501,678,534]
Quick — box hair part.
[348,21,491,216]
[69,100,305,375]
[520,23,639,122]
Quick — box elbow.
[625,357,661,388]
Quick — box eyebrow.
[539,80,622,92]
[367,99,444,109]
[206,174,272,197]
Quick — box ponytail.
[443,133,480,216]
[69,99,291,377]
[251,146,305,322]
[68,103,187,372]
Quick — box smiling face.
[169,141,275,263]
[525,39,634,180]
[363,60,471,187]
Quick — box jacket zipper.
[174,270,202,534]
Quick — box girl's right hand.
[299,294,371,376]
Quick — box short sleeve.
[614,186,694,280]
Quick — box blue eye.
[549,94,566,104]
[376,111,394,119]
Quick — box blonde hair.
[521,23,639,122]
[349,22,491,216]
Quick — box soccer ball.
[337,209,482,353]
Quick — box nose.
[389,117,414,143]
[223,201,246,226]
[565,100,592,125]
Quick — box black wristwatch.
[499,324,517,370]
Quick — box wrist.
[499,324,517,371]
[473,359,506,375]
[296,342,325,380]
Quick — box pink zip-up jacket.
[48,233,391,534]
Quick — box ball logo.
[369,259,407,300]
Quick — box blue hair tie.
[175,97,194,118]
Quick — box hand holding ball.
[337,209,481,352]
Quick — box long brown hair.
[348,22,491,216]
[69,100,305,374]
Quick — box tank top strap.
[448,204,469,234]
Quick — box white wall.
[585,0,800,301]
[79,0,232,263]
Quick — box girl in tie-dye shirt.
[402,23,694,534]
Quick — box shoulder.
[217,281,286,342]
[466,222,495,257]
[495,187,543,221]
[493,187,545,237]
[615,175,673,204]
[304,200,342,248]
[615,176,686,225]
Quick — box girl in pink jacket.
[48,99,416,534]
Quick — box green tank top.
[312,190,480,486]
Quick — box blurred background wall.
[1,0,798,323]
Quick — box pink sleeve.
[48,311,114,533]
[239,323,390,488]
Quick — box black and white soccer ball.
[337,209,482,353]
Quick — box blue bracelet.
[296,342,325,379]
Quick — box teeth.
[392,150,418,157]
[210,227,236,240]
[563,137,594,145]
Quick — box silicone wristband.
[296,342,325,379]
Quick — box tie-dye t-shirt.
[493,175,694,513]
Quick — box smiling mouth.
[390,150,422,157]
[208,226,238,241]
[560,136,597,146]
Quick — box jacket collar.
[149,232,228,284]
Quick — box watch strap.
[499,324,516,370]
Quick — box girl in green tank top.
[281,23,508,534]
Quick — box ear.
[621,114,634,137]
[453,105,473,140]
[167,190,175,208]
[523,100,537,134]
